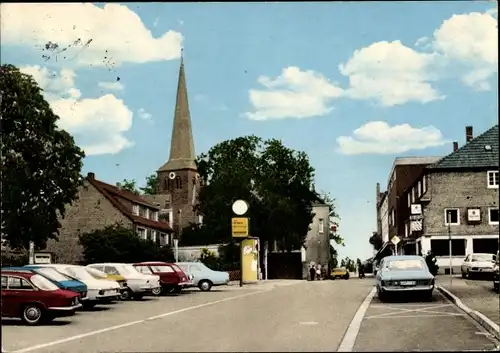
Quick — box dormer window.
[132,205,139,216]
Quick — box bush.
[198,245,240,272]
[1,250,29,267]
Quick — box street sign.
[409,215,423,221]
[232,200,249,216]
[391,235,400,246]
[232,217,249,237]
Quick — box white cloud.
[244,66,343,120]
[336,121,447,155]
[0,3,183,67]
[339,41,444,107]
[98,81,124,91]
[19,65,133,155]
[138,108,153,120]
[432,11,498,90]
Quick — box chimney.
[87,172,95,180]
[376,183,381,205]
[465,126,473,143]
[453,142,459,152]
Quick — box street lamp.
[447,210,453,286]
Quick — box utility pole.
[447,211,453,286]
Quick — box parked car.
[330,267,350,280]
[493,251,499,293]
[85,267,129,301]
[176,262,230,292]
[1,269,81,325]
[35,264,121,309]
[134,262,191,294]
[3,266,88,303]
[461,253,496,279]
[87,263,161,300]
[375,255,435,302]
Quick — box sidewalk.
[436,275,499,337]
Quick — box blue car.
[176,262,230,292]
[375,255,435,302]
[4,266,88,300]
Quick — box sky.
[1,2,498,262]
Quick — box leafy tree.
[341,257,356,272]
[140,174,158,195]
[0,64,85,250]
[116,179,139,194]
[329,244,339,269]
[193,136,326,252]
[369,232,383,251]
[78,224,174,264]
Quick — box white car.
[87,263,161,300]
[461,253,496,279]
[36,264,121,309]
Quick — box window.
[135,266,153,275]
[391,209,395,226]
[152,211,159,221]
[145,208,150,219]
[159,232,168,245]
[132,204,139,215]
[422,175,427,193]
[136,227,146,239]
[411,188,415,203]
[175,176,182,189]
[487,171,499,188]
[104,266,120,275]
[8,277,34,290]
[1,276,7,289]
[151,230,157,243]
[473,238,498,253]
[444,208,460,225]
[139,207,147,218]
[151,265,174,273]
[190,265,202,272]
[489,208,499,225]
[418,181,422,197]
[407,193,411,208]
[431,239,466,256]
[319,219,324,234]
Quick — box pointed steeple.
[158,50,197,172]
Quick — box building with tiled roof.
[402,125,499,274]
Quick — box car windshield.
[35,267,71,282]
[334,268,346,271]
[66,267,95,281]
[86,267,108,279]
[171,264,184,274]
[150,265,171,273]
[31,274,60,291]
[471,254,494,262]
[120,264,141,275]
[386,259,424,271]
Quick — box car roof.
[1,270,34,277]
[134,262,172,265]
[383,255,424,261]
[176,262,201,265]
[89,263,129,266]
[35,264,77,268]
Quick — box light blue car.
[176,262,230,292]
[375,255,434,302]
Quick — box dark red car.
[133,262,190,294]
[1,270,81,325]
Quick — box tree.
[369,232,383,251]
[116,179,139,194]
[192,136,325,251]
[78,224,174,264]
[140,174,158,195]
[0,64,85,250]
[341,257,356,272]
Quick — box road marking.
[299,321,318,325]
[365,314,464,319]
[11,289,272,353]
[366,303,462,319]
[336,287,376,352]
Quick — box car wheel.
[466,270,471,279]
[82,301,97,310]
[21,304,44,325]
[461,271,466,278]
[172,286,182,294]
[198,280,212,292]
[120,289,132,301]
[151,287,162,296]
[344,274,350,280]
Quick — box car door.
[1,275,15,317]
[4,276,38,316]
[188,264,203,284]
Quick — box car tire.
[198,280,212,292]
[378,289,387,302]
[172,286,182,294]
[461,271,466,278]
[21,304,45,326]
[151,287,162,296]
[120,289,132,301]
[344,274,350,280]
[466,270,471,279]
[82,301,96,310]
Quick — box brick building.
[46,173,173,264]
[143,54,202,235]
[403,125,499,273]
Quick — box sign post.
[232,200,249,287]
[391,236,400,255]
[28,241,35,265]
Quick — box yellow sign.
[232,217,249,237]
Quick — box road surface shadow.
[376,293,441,304]
[1,318,71,326]
[82,306,111,312]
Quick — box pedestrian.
[316,264,321,280]
[309,264,316,281]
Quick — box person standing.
[316,264,322,280]
[309,264,316,281]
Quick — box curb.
[437,285,500,340]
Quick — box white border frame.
[488,207,499,225]
[487,171,499,189]
[444,208,460,226]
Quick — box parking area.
[353,289,500,352]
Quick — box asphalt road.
[2,279,499,352]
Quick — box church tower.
[157,52,201,232]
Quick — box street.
[2,280,499,353]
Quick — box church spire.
[158,49,197,172]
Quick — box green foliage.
[329,245,339,269]
[369,232,383,251]
[197,243,240,271]
[199,248,219,270]
[141,174,158,195]
[194,135,327,251]
[1,250,29,267]
[340,257,356,272]
[116,179,140,194]
[78,224,174,264]
[0,64,85,250]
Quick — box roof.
[87,176,173,233]
[429,125,499,170]
[158,54,197,172]
[387,156,443,187]
[382,255,424,261]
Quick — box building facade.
[403,125,499,273]
[46,173,173,264]
[379,192,389,244]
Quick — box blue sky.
[1,2,497,261]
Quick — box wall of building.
[304,204,331,268]
[380,195,389,243]
[46,181,132,264]
[177,244,222,261]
